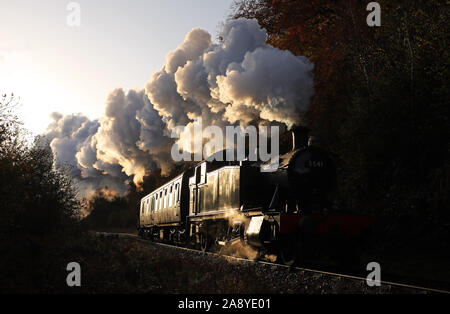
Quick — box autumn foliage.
[233,0,450,220]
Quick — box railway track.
[96,231,450,294]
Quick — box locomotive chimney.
[291,126,310,151]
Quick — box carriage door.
[194,164,203,214]
[139,201,145,226]
[150,196,155,225]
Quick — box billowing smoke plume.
[92,89,172,184]
[147,18,314,127]
[43,89,171,197]
[39,111,129,197]
[146,18,314,155]
[42,18,315,197]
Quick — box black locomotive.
[138,127,374,265]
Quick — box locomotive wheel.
[146,228,155,241]
[279,244,297,266]
[200,233,209,253]
[279,238,302,266]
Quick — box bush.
[0,95,82,292]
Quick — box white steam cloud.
[42,18,315,197]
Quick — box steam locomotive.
[138,127,374,265]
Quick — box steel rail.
[96,232,450,294]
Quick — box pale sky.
[0,0,234,135]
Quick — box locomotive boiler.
[138,127,374,266]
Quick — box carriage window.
[159,192,163,209]
[141,202,144,214]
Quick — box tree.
[0,96,80,237]
[232,0,450,219]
